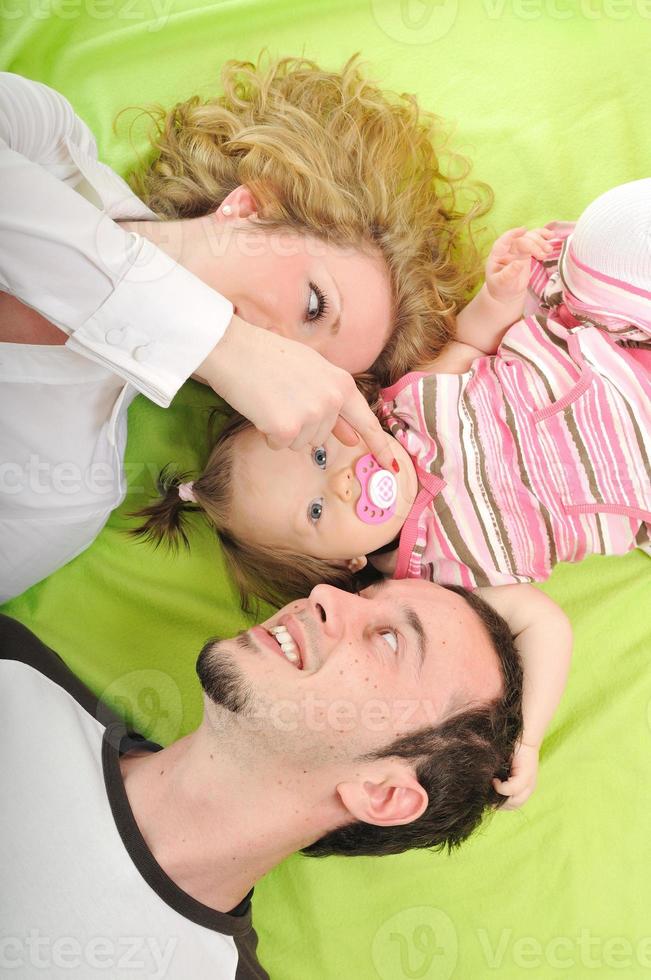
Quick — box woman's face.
[186,211,395,375]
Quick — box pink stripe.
[381,371,429,402]
[568,244,651,300]
[394,468,445,580]
[566,502,651,521]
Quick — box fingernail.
[392,459,400,473]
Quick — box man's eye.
[379,630,398,654]
[308,498,324,523]
[307,282,329,324]
[312,446,327,469]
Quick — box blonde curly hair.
[124,53,492,384]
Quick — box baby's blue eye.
[312,446,327,469]
[308,498,324,523]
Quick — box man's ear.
[336,769,428,827]
[214,185,259,220]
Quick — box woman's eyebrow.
[330,282,343,335]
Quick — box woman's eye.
[306,282,329,324]
[312,446,327,469]
[308,498,324,523]
[379,630,399,654]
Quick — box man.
[0,580,522,979]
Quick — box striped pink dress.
[381,227,651,588]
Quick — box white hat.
[560,179,651,333]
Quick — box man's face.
[196,580,503,769]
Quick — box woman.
[0,56,488,600]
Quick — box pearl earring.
[221,204,233,215]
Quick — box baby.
[136,180,651,808]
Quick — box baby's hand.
[485,227,554,305]
[492,741,540,810]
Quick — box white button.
[132,345,149,362]
[105,327,124,345]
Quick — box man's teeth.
[268,626,300,666]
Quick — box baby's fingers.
[514,229,554,260]
[492,777,532,810]
[490,226,528,259]
[492,774,521,796]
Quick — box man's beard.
[196,633,255,715]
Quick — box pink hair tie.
[177,482,197,503]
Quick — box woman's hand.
[197,315,398,470]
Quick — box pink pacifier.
[355,454,398,525]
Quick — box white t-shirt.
[0,614,268,979]
[0,72,234,600]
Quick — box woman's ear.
[215,185,259,220]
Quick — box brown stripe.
[598,361,651,490]
[502,399,558,569]
[460,370,518,576]
[635,523,650,548]
[559,401,607,554]
[501,329,559,403]
[422,376,492,585]
[430,493,491,588]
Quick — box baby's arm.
[477,583,573,809]
[455,227,555,356]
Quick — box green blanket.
[2,3,651,977]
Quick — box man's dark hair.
[302,586,524,858]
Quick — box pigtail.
[129,464,197,550]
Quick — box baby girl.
[136,180,651,808]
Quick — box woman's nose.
[329,466,356,502]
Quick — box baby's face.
[229,428,418,565]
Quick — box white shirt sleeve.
[0,72,233,407]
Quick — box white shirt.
[0,617,267,979]
[0,73,234,601]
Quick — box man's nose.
[308,583,358,641]
[328,466,357,503]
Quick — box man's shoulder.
[0,613,120,725]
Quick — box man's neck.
[119,727,344,913]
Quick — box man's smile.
[249,611,314,671]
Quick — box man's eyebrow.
[404,606,426,672]
[364,579,426,671]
